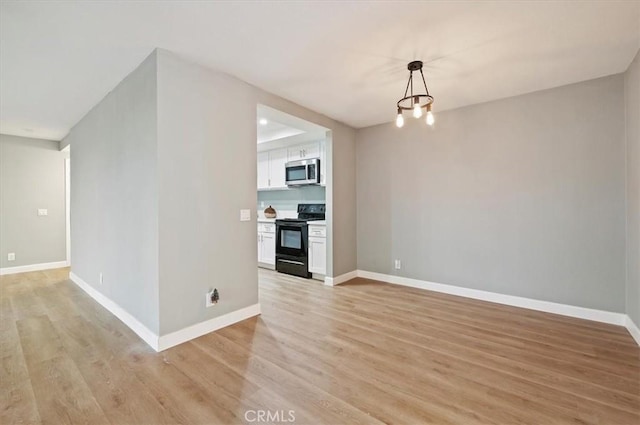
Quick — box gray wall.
[328,126,358,277]
[625,50,640,325]
[156,50,258,334]
[356,75,626,313]
[155,49,358,334]
[0,135,66,268]
[63,47,358,338]
[258,186,326,214]
[63,52,159,333]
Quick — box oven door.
[276,222,308,257]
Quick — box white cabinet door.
[257,152,270,189]
[300,142,320,159]
[319,140,326,186]
[288,142,320,161]
[257,232,263,263]
[287,145,303,161]
[262,232,276,265]
[308,236,326,274]
[269,148,288,189]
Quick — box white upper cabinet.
[258,140,326,190]
[257,148,288,190]
[269,148,288,189]
[287,142,320,161]
[319,142,326,186]
[257,152,270,190]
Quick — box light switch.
[37,209,48,216]
[240,209,251,222]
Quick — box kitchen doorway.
[256,105,331,283]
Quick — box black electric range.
[275,204,325,278]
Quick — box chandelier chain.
[419,69,430,97]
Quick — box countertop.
[257,218,326,225]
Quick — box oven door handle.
[277,259,305,266]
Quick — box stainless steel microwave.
[285,158,320,186]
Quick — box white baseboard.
[69,272,261,352]
[157,303,261,351]
[69,272,160,350]
[356,270,627,327]
[625,316,640,346]
[0,261,69,276]
[324,270,358,286]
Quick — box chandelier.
[396,60,434,127]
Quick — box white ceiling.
[257,120,304,144]
[1,1,639,141]
[258,121,304,144]
[257,104,326,145]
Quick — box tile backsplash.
[257,185,326,218]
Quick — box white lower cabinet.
[261,232,275,265]
[258,223,276,268]
[308,225,326,275]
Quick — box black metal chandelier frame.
[396,60,434,112]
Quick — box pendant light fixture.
[396,60,434,127]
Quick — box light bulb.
[426,110,434,126]
[396,111,404,128]
[413,103,422,118]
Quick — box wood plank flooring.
[1,267,639,424]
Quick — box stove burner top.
[275,203,326,223]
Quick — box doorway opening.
[256,104,332,283]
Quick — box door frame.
[64,155,70,266]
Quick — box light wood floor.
[1,268,639,424]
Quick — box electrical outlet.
[37,209,48,216]
[7,253,15,261]
[394,259,401,270]
[206,289,219,307]
[99,272,103,285]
